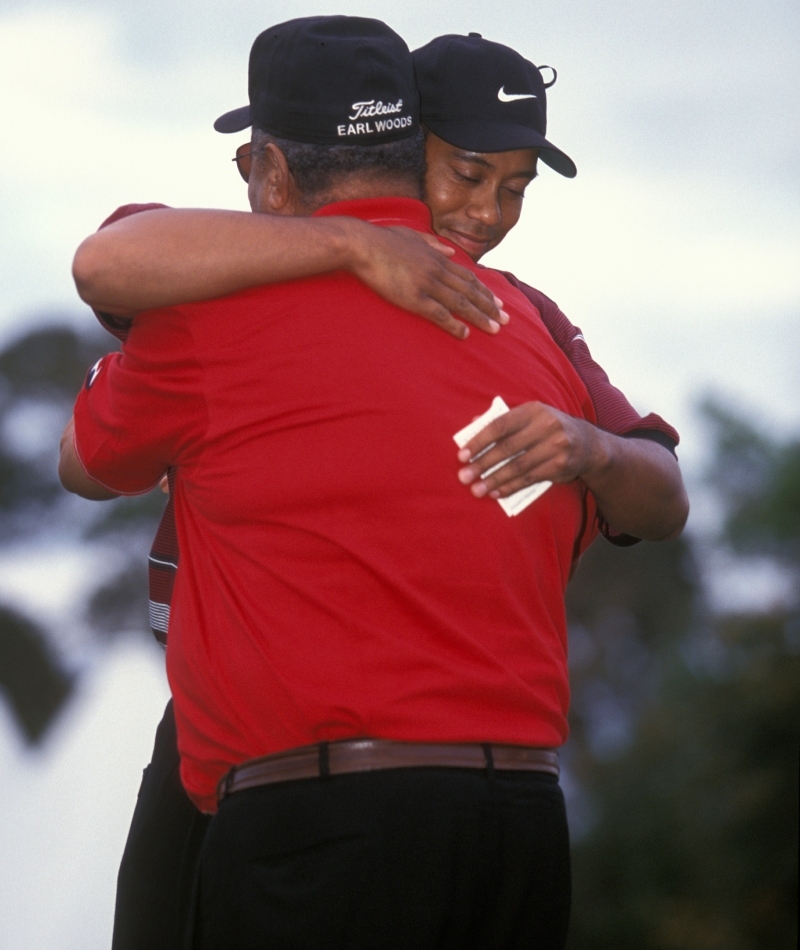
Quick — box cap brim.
[424,118,577,178]
[213,105,252,134]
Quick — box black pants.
[194,766,571,950]
[112,700,211,950]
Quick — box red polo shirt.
[74,197,599,812]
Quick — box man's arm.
[63,311,202,502]
[499,273,680,445]
[73,208,507,340]
[457,403,689,542]
[58,417,121,500]
[466,274,688,541]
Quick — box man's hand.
[456,402,689,541]
[349,225,508,340]
[457,402,595,496]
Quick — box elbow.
[651,488,691,542]
[649,450,691,541]
[72,237,105,307]
[59,462,120,501]
[57,452,72,493]
[58,420,76,493]
[58,455,87,498]
[57,439,86,497]
[667,492,691,540]
[72,237,136,318]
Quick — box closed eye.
[454,171,482,185]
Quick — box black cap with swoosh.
[413,33,577,178]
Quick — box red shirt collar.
[312,196,433,233]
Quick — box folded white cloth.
[453,396,552,517]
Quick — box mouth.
[440,227,492,260]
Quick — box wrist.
[579,423,615,486]
[327,217,372,277]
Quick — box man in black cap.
[415,31,577,176]
[66,24,687,950]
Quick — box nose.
[466,186,502,229]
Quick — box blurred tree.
[0,323,164,741]
[565,536,700,767]
[701,397,800,564]
[0,323,109,402]
[0,322,110,522]
[566,401,800,950]
[87,561,151,640]
[0,606,74,745]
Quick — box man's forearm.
[579,430,689,541]
[72,207,503,338]
[72,209,363,317]
[456,402,688,541]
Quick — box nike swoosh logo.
[498,87,537,102]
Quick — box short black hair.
[252,126,426,204]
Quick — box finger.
[461,451,557,500]
[441,294,501,334]
[458,409,538,462]
[487,469,555,498]
[428,277,507,335]
[440,263,509,324]
[458,441,536,483]
[458,442,552,491]
[419,301,470,339]
[419,233,456,256]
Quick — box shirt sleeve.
[497,272,680,450]
[496,271,683,547]
[92,203,171,344]
[73,307,206,495]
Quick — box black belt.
[218,738,559,802]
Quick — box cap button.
[468,32,482,37]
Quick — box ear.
[249,143,298,214]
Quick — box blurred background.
[0,1,797,947]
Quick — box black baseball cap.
[214,16,419,146]
[413,34,577,178]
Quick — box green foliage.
[568,614,799,949]
[566,536,701,768]
[87,561,150,638]
[702,397,800,562]
[0,323,112,406]
[0,606,74,744]
[566,401,800,949]
[0,323,111,516]
[84,489,167,540]
[568,534,698,646]
[0,323,163,741]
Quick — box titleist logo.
[349,99,403,121]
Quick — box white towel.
[453,396,552,517]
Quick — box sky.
[0,1,798,946]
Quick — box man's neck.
[300,174,421,214]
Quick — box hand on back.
[350,224,508,340]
